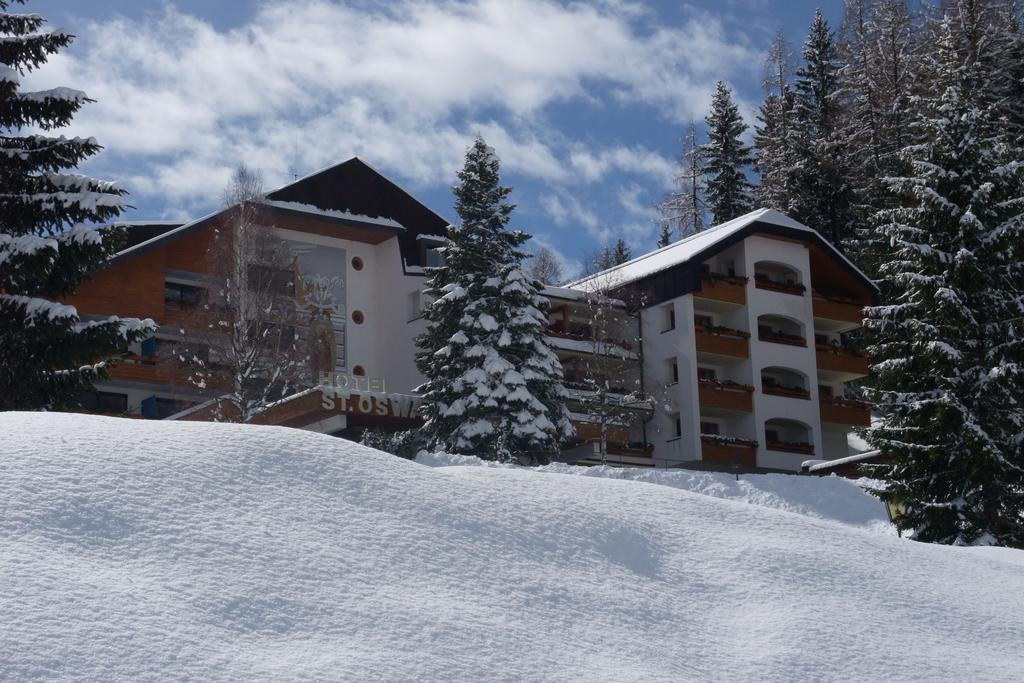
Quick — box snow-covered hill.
[2,413,1022,681]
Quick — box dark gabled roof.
[267,157,451,265]
[107,157,452,268]
[115,221,184,249]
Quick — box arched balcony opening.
[757,314,806,347]
[764,418,814,454]
[760,367,810,399]
[754,261,806,295]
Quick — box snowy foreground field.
[2,414,1023,681]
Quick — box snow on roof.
[567,208,871,290]
[266,200,405,230]
[804,450,884,473]
[112,206,228,262]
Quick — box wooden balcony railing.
[811,292,864,326]
[698,379,754,411]
[761,383,811,400]
[701,434,758,468]
[766,440,815,454]
[758,329,807,347]
[546,320,633,351]
[816,343,870,377]
[754,274,806,296]
[695,273,748,305]
[820,396,871,426]
[695,324,750,358]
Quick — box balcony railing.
[695,323,750,358]
[761,382,811,400]
[754,274,806,296]
[766,439,815,454]
[700,434,758,468]
[545,320,633,351]
[695,273,748,305]
[698,379,754,411]
[758,328,807,347]
[811,292,864,326]
[819,396,871,426]
[816,343,870,376]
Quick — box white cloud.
[24,0,761,209]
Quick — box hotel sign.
[318,373,421,420]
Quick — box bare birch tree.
[657,121,706,239]
[173,164,311,421]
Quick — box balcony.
[545,321,637,359]
[695,273,747,306]
[754,274,806,296]
[695,324,750,358]
[765,439,815,455]
[107,354,193,385]
[700,435,758,468]
[758,328,807,347]
[820,396,871,426]
[816,343,870,377]
[761,383,811,400]
[698,379,754,412]
[812,292,864,327]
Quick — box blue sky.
[28,0,844,276]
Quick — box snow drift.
[2,413,1022,680]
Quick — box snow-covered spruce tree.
[0,1,153,410]
[415,137,572,464]
[791,9,856,248]
[702,81,753,224]
[865,16,1024,547]
[657,121,705,238]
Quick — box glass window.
[164,282,203,309]
[700,421,720,435]
[697,367,717,381]
[662,305,676,332]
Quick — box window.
[156,398,193,419]
[697,367,717,382]
[408,291,423,321]
[424,247,445,268]
[351,256,364,271]
[666,359,679,384]
[247,264,295,296]
[79,390,128,414]
[700,421,720,436]
[351,310,365,325]
[765,429,780,443]
[694,314,713,328]
[670,413,682,439]
[726,260,736,277]
[662,305,676,332]
[352,365,366,376]
[164,281,203,309]
[815,333,830,346]
[700,262,711,276]
[818,384,834,398]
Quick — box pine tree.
[655,222,672,248]
[791,9,856,247]
[657,121,705,237]
[865,16,1024,547]
[0,1,153,410]
[611,238,631,265]
[415,137,571,464]
[702,81,754,223]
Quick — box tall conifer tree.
[791,10,855,247]
[415,137,571,464]
[865,16,1024,547]
[0,0,152,410]
[702,81,753,223]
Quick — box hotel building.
[67,159,876,472]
